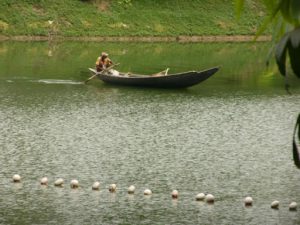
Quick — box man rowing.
[95,52,119,76]
[95,52,112,72]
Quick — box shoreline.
[0,35,271,43]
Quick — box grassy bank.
[0,0,266,37]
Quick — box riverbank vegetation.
[0,0,266,37]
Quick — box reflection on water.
[0,41,300,225]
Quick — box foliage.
[235,0,300,78]
[275,28,300,78]
[293,114,300,168]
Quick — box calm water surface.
[0,41,300,225]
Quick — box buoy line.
[9,175,298,210]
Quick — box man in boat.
[95,52,112,72]
[95,52,119,75]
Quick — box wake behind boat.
[87,67,219,88]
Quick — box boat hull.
[89,67,219,88]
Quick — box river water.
[0,41,300,225]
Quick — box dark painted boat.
[88,67,219,88]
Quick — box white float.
[205,194,215,203]
[40,177,48,185]
[289,202,297,211]
[128,185,135,194]
[172,190,179,199]
[271,200,279,209]
[109,184,117,192]
[196,193,206,201]
[144,189,152,195]
[244,197,253,206]
[54,178,64,187]
[12,174,21,182]
[92,182,100,190]
[70,179,79,189]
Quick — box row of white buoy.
[11,174,298,210]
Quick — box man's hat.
[101,52,108,57]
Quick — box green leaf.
[293,140,300,168]
[280,0,300,26]
[290,0,300,25]
[254,2,281,40]
[298,114,300,140]
[289,27,300,48]
[293,114,300,168]
[235,0,244,19]
[294,113,300,141]
[280,0,293,23]
[275,33,290,76]
[288,42,300,77]
[262,0,277,10]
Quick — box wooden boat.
[88,67,219,88]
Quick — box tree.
[236,1,300,168]
[235,0,300,79]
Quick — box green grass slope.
[0,0,266,37]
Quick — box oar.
[85,63,119,84]
[152,68,170,76]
